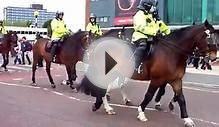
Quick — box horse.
[0,31,18,71]
[103,25,218,109]
[31,31,93,89]
[79,20,217,127]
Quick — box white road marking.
[0,81,218,126]
[55,75,62,77]
[12,78,23,81]
[7,66,30,71]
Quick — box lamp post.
[34,10,39,28]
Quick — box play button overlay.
[105,52,117,75]
[83,37,135,89]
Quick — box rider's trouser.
[50,40,59,59]
[133,38,151,69]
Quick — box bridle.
[157,28,213,58]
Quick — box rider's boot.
[134,40,148,73]
[50,43,57,62]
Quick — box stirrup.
[52,57,56,62]
[135,63,143,73]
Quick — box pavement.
[0,56,219,127]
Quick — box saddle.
[45,40,63,64]
[45,41,53,53]
[45,40,62,53]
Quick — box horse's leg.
[120,83,133,105]
[32,55,39,86]
[5,53,9,71]
[92,96,103,112]
[117,75,132,105]
[65,65,76,90]
[1,53,8,71]
[105,82,112,102]
[154,83,167,110]
[170,79,194,127]
[102,96,116,115]
[45,61,55,88]
[169,93,177,111]
[137,82,159,122]
[0,54,5,71]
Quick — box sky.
[0,0,86,31]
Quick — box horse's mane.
[103,29,121,37]
[165,26,194,40]
[68,31,87,41]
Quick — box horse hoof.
[70,85,75,89]
[92,104,98,112]
[137,106,147,122]
[31,83,37,86]
[184,118,195,127]
[61,80,67,85]
[106,110,116,115]
[137,112,147,122]
[125,100,133,106]
[72,88,78,93]
[51,84,56,89]
[4,69,8,72]
[106,94,110,102]
[155,102,162,110]
[169,102,174,111]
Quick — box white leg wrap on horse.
[155,101,161,106]
[61,80,67,85]
[102,96,115,115]
[184,118,195,127]
[137,106,147,122]
[120,84,130,102]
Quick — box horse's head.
[80,31,96,50]
[7,31,18,47]
[191,20,216,59]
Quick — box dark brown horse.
[79,20,217,127]
[0,31,18,71]
[32,31,93,89]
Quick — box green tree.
[4,20,31,27]
[43,19,53,37]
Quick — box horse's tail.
[77,76,106,97]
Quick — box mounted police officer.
[132,0,170,71]
[50,11,69,62]
[0,20,7,42]
[86,14,102,37]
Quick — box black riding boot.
[50,43,58,62]
[133,39,150,71]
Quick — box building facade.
[4,4,55,28]
[88,0,219,27]
[88,0,115,27]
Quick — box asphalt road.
[0,63,219,127]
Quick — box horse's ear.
[204,19,210,27]
[192,22,196,25]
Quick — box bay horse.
[32,31,93,89]
[0,31,18,71]
[79,20,216,127]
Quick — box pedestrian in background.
[21,36,32,65]
[14,39,22,65]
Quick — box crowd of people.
[13,36,32,65]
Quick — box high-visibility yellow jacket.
[86,22,103,36]
[51,18,69,40]
[0,26,7,35]
[132,10,170,42]
[157,20,171,35]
